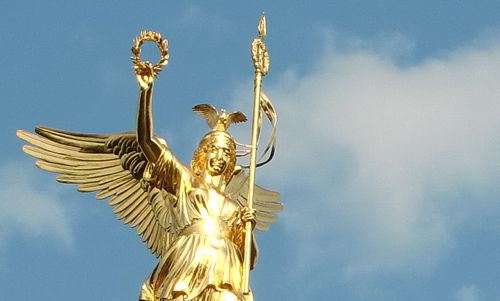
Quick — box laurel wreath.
[251,38,269,75]
[131,31,169,77]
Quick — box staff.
[243,14,270,294]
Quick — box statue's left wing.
[225,168,283,231]
[16,126,175,257]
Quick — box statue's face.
[205,144,232,176]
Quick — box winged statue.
[17,26,280,301]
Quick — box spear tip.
[258,14,266,38]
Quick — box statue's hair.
[191,130,236,184]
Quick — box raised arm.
[135,63,162,163]
[131,31,187,196]
[132,31,170,164]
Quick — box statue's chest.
[190,188,237,219]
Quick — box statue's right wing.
[17,126,182,257]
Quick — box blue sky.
[2,1,500,300]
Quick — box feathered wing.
[225,168,283,231]
[192,104,218,129]
[16,126,180,257]
[226,112,247,126]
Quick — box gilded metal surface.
[243,14,269,294]
[17,16,281,301]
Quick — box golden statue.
[17,16,281,301]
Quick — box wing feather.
[225,168,282,232]
[113,185,144,213]
[20,131,112,160]
[23,145,80,166]
[138,211,155,235]
[148,224,160,250]
[36,126,107,149]
[77,181,112,192]
[117,195,149,227]
[17,127,179,257]
[97,177,136,200]
[123,195,149,224]
[192,104,218,129]
[106,174,135,190]
[57,170,130,185]
[97,170,131,185]
[227,111,248,126]
[109,182,142,206]
[143,216,157,241]
[129,203,152,227]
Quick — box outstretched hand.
[134,61,155,90]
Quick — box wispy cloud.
[0,162,74,249]
[259,35,500,282]
[455,285,481,301]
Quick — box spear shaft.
[243,14,269,294]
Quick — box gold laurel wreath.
[131,31,169,77]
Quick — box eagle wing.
[225,168,282,231]
[226,112,248,126]
[192,104,218,129]
[16,126,180,257]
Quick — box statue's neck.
[202,171,226,191]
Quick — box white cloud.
[260,35,500,281]
[455,285,481,301]
[0,162,74,249]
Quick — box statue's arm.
[135,65,163,163]
[134,63,188,196]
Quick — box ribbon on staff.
[237,91,277,168]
